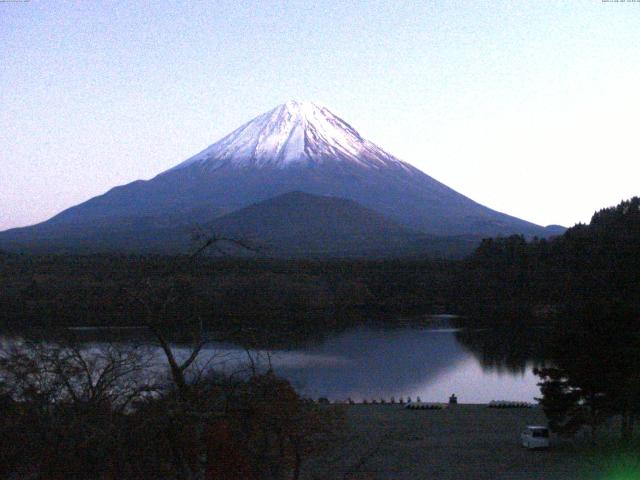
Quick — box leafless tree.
[0,333,158,479]
[123,233,260,479]
[0,334,156,409]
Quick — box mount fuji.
[0,101,562,256]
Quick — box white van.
[520,426,550,449]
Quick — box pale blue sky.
[1,1,639,230]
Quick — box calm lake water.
[161,321,546,404]
[2,318,548,404]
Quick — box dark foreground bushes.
[0,336,344,479]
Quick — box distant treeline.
[0,254,457,343]
[1,197,638,339]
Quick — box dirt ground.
[301,404,638,480]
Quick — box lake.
[2,317,548,404]
[153,319,547,404]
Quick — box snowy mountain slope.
[171,100,410,171]
[0,101,563,255]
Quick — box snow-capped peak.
[171,101,413,171]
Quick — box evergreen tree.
[536,301,640,442]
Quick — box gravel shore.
[302,404,631,480]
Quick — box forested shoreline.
[0,254,459,344]
[1,198,638,334]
